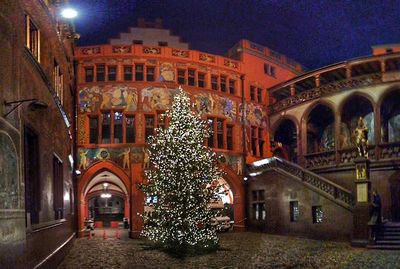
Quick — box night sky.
[69,0,400,70]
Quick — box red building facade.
[74,21,302,237]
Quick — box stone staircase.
[368,222,400,250]
[248,157,354,211]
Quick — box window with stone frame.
[101,112,111,143]
[25,15,40,62]
[211,75,218,90]
[188,69,196,86]
[229,79,236,95]
[85,67,94,82]
[96,64,105,82]
[257,88,263,103]
[258,128,265,156]
[124,66,133,81]
[135,64,144,81]
[250,86,256,101]
[312,206,323,223]
[227,124,234,150]
[89,116,99,144]
[252,190,266,221]
[53,60,63,104]
[113,111,123,143]
[146,66,155,81]
[198,73,206,88]
[220,76,227,92]
[125,115,135,143]
[145,115,155,142]
[177,69,186,85]
[108,66,117,81]
[290,201,299,222]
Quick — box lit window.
[135,64,144,81]
[108,66,117,81]
[114,112,123,143]
[145,115,154,142]
[157,112,167,130]
[25,15,40,61]
[312,206,323,223]
[290,201,299,222]
[252,190,266,221]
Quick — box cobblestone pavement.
[58,231,400,269]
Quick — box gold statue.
[353,117,368,158]
[78,150,89,170]
[143,148,150,169]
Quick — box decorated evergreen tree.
[142,88,224,252]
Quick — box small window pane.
[124,66,132,81]
[114,112,123,143]
[312,206,323,223]
[89,117,98,144]
[290,201,299,222]
[102,112,111,143]
[126,116,135,143]
[96,64,105,82]
[135,64,144,81]
[108,66,117,81]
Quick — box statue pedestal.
[352,157,371,247]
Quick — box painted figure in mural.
[236,158,243,175]
[353,117,369,158]
[119,148,131,170]
[143,148,150,169]
[78,150,89,170]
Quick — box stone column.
[129,163,144,239]
[352,157,371,247]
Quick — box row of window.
[250,86,264,103]
[251,190,323,224]
[84,65,238,95]
[87,112,242,152]
[264,63,276,77]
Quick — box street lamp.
[60,8,78,19]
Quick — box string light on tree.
[141,87,224,251]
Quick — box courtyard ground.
[58,231,400,269]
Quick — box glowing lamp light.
[101,193,112,199]
[61,8,78,19]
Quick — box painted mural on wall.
[239,103,267,127]
[79,85,138,113]
[218,153,244,175]
[321,124,335,151]
[78,147,146,170]
[0,132,19,209]
[159,62,175,82]
[194,93,237,122]
[141,87,180,112]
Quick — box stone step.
[376,234,400,241]
[375,240,400,245]
[367,244,400,250]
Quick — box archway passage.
[381,89,400,143]
[77,162,132,238]
[341,95,374,148]
[273,119,298,163]
[306,104,335,154]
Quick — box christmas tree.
[142,88,224,252]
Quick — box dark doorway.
[274,119,297,163]
[24,126,40,226]
[389,172,400,221]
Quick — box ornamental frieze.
[112,45,132,53]
[143,46,161,54]
[172,49,189,58]
[81,47,101,55]
[224,59,238,69]
[199,53,215,63]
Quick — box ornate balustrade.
[269,73,382,114]
[249,157,354,209]
[379,142,400,160]
[338,146,375,164]
[304,150,336,168]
